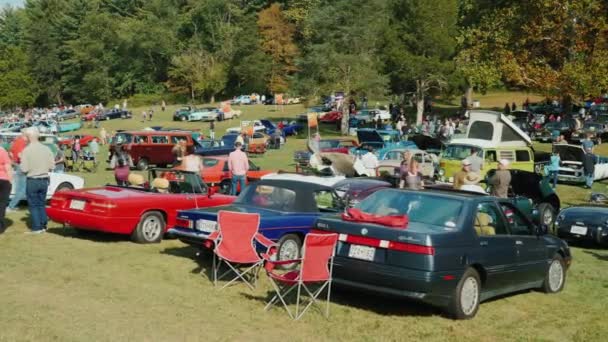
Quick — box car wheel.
[541,255,566,293]
[447,268,481,320]
[137,158,149,171]
[537,202,556,227]
[277,234,302,270]
[132,211,165,244]
[219,180,232,195]
[56,182,74,192]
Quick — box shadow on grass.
[162,245,214,278]
[46,226,130,243]
[584,250,608,261]
[242,283,439,318]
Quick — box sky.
[0,0,23,7]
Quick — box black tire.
[541,254,566,293]
[218,180,232,195]
[56,182,74,192]
[136,158,149,171]
[277,234,302,270]
[537,202,556,228]
[446,268,481,320]
[131,211,165,244]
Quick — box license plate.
[195,220,217,233]
[570,225,588,235]
[69,200,85,210]
[348,244,375,261]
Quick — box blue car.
[351,128,417,158]
[194,134,238,156]
[259,119,303,136]
[169,179,345,262]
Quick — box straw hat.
[128,173,145,186]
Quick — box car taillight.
[89,201,117,209]
[176,217,193,229]
[338,233,434,255]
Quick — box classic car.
[175,107,220,122]
[12,172,84,201]
[0,132,58,151]
[46,169,235,243]
[226,120,267,134]
[56,109,79,121]
[97,109,132,120]
[351,129,417,158]
[376,148,438,179]
[590,104,608,117]
[261,173,346,188]
[275,121,303,136]
[569,122,608,144]
[555,205,608,246]
[353,109,391,124]
[33,120,58,134]
[58,134,97,148]
[194,134,238,157]
[527,102,562,115]
[231,95,253,105]
[198,156,272,194]
[58,121,83,133]
[294,138,360,167]
[533,120,576,143]
[217,108,241,121]
[169,179,345,262]
[313,188,571,319]
[552,144,608,183]
[319,111,343,123]
[0,121,26,133]
[81,110,102,121]
[173,106,194,121]
[77,104,95,115]
[333,178,392,207]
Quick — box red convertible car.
[46,169,235,243]
[58,134,97,148]
[319,111,343,123]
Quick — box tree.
[257,3,298,94]
[0,46,37,108]
[384,0,459,124]
[168,48,227,103]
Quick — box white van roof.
[466,110,531,147]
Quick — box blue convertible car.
[313,188,571,319]
[169,179,344,262]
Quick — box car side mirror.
[208,187,216,198]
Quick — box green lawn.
[1,92,607,341]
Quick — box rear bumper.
[167,228,209,246]
[46,207,139,234]
[332,256,462,307]
[557,224,608,245]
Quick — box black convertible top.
[235,179,335,213]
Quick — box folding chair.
[263,233,338,320]
[207,210,276,290]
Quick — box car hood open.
[553,144,584,162]
[356,129,384,144]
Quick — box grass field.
[1,91,607,341]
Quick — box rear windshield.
[356,189,463,230]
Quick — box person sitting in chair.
[152,177,169,193]
[128,173,145,188]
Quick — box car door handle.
[515,240,523,245]
[479,241,488,246]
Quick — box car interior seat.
[475,212,496,236]
[151,177,169,193]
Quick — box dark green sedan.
[313,188,571,319]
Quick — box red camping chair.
[207,211,276,290]
[263,233,339,320]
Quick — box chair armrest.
[255,233,276,249]
[261,253,301,265]
[207,230,220,242]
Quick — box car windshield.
[443,144,481,160]
[584,123,603,131]
[235,184,297,211]
[356,189,463,230]
[319,140,339,149]
[379,132,398,143]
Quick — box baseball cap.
[499,159,510,166]
[462,159,471,166]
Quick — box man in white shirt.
[360,146,379,177]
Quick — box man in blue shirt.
[547,151,560,188]
[581,132,595,152]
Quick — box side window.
[500,204,532,236]
[314,190,342,212]
[134,135,148,144]
[515,150,531,162]
[498,150,515,162]
[474,202,509,236]
[485,150,497,163]
[202,158,219,168]
[152,136,169,144]
[170,136,187,144]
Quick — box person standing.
[209,121,215,140]
[468,149,483,174]
[172,140,186,166]
[488,159,512,198]
[141,111,147,123]
[161,100,166,112]
[453,159,472,190]
[398,150,412,188]
[72,138,81,166]
[89,138,100,164]
[0,144,12,234]
[581,133,595,152]
[7,131,28,212]
[100,127,107,145]
[109,145,133,186]
[228,142,249,195]
[148,108,153,121]
[360,146,379,177]
[20,128,55,233]
[548,151,560,188]
[583,148,596,189]
[54,145,65,173]
[404,159,423,190]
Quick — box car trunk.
[316,216,449,272]
[560,206,608,227]
[49,187,136,214]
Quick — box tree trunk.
[415,80,424,125]
[341,101,349,136]
[210,94,215,104]
[190,85,195,102]
[465,85,473,108]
